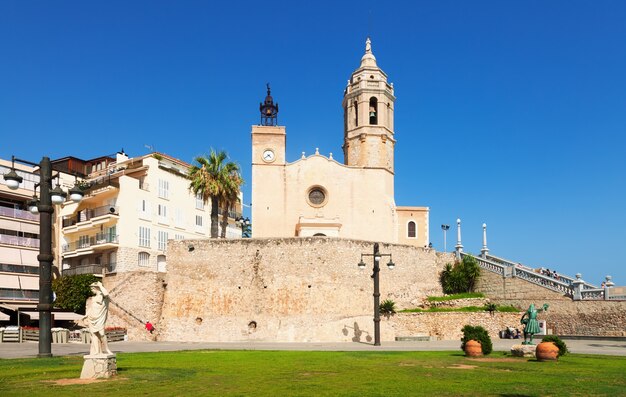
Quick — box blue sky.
[1,1,625,284]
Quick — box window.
[78,235,90,249]
[354,101,358,127]
[175,234,185,240]
[158,179,169,199]
[138,252,150,267]
[139,226,151,247]
[195,215,203,227]
[195,193,204,209]
[139,177,148,191]
[369,97,378,125]
[175,208,184,228]
[158,230,168,251]
[306,186,328,208]
[158,204,168,223]
[139,199,150,220]
[408,221,416,238]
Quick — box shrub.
[440,255,481,294]
[427,292,485,302]
[484,303,497,316]
[542,335,568,357]
[461,325,493,355]
[52,274,99,314]
[379,299,396,316]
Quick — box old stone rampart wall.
[159,237,451,342]
[103,271,165,341]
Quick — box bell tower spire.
[342,38,395,173]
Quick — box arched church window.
[313,233,326,237]
[354,101,358,127]
[408,221,416,238]
[369,97,378,125]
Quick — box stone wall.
[476,269,626,336]
[103,271,165,341]
[394,312,522,340]
[158,237,451,342]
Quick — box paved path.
[1,339,625,359]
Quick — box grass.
[401,305,520,313]
[427,292,485,302]
[1,350,624,396]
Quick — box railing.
[218,209,242,219]
[471,255,506,276]
[0,234,40,248]
[62,205,119,227]
[512,266,573,297]
[83,175,120,194]
[62,263,105,276]
[486,253,598,290]
[0,288,39,300]
[62,232,119,252]
[580,288,605,300]
[0,206,39,222]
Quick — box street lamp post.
[357,243,395,346]
[236,216,250,238]
[441,224,450,252]
[3,156,84,358]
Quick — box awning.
[0,274,20,289]
[0,247,39,265]
[17,311,83,321]
[0,311,9,321]
[18,275,39,290]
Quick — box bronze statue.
[520,303,549,345]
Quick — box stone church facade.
[251,39,429,247]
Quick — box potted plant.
[536,335,568,361]
[461,325,492,357]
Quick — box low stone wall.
[476,270,626,336]
[103,271,165,341]
[158,237,451,342]
[394,312,522,340]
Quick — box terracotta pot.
[464,339,483,357]
[536,341,559,361]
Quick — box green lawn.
[1,350,624,396]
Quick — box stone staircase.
[462,252,617,301]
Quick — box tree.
[188,149,243,238]
[219,172,244,238]
[52,274,98,314]
[439,254,481,294]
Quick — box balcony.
[62,263,108,277]
[0,234,40,249]
[62,205,119,233]
[0,206,39,222]
[62,231,118,257]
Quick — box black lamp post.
[236,216,251,238]
[3,156,84,358]
[357,242,395,346]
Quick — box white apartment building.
[0,158,41,320]
[57,151,243,276]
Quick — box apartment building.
[57,151,242,276]
[0,158,41,318]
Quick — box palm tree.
[219,172,243,238]
[188,149,243,238]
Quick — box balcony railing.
[62,263,106,276]
[83,175,120,194]
[0,206,39,222]
[62,232,118,252]
[0,288,39,300]
[218,209,242,219]
[63,205,119,228]
[0,234,40,248]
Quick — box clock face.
[262,149,275,162]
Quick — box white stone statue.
[81,281,113,355]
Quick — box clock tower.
[342,38,396,173]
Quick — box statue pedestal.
[80,353,117,379]
[510,344,537,358]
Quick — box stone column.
[455,218,463,260]
[572,273,584,301]
[480,223,489,258]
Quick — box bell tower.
[342,38,396,173]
